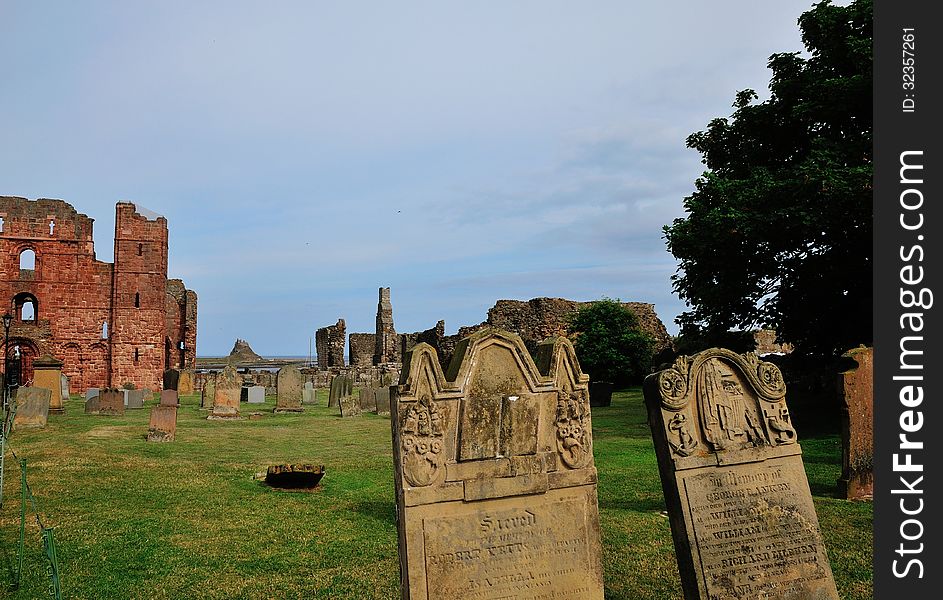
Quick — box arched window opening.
[102,321,109,339]
[49,220,55,235]
[1,217,5,233]
[134,292,140,308]
[13,292,39,323]
[138,243,144,256]
[19,249,35,271]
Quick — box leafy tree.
[570,299,655,386]
[664,0,872,358]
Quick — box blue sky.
[1,1,817,356]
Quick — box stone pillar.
[32,354,65,414]
[838,346,873,501]
[374,287,396,364]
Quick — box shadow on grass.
[350,499,396,525]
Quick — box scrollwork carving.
[658,368,689,411]
[400,395,445,487]
[556,390,591,469]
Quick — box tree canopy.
[570,299,655,386]
[664,0,872,357]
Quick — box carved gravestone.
[99,389,125,416]
[160,390,179,407]
[163,368,180,390]
[127,389,145,409]
[375,387,391,415]
[328,375,351,408]
[644,349,839,600]
[275,365,304,412]
[247,385,265,403]
[339,395,362,417]
[178,370,195,395]
[13,387,51,429]
[838,346,873,501]
[392,329,604,600]
[201,374,216,410]
[359,387,378,412]
[209,366,241,420]
[302,382,317,405]
[147,406,177,442]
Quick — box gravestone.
[86,388,100,402]
[99,389,125,416]
[275,365,304,412]
[392,329,604,600]
[163,368,180,390]
[122,389,130,406]
[302,382,317,405]
[85,395,101,414]
[247,385,266,404]
[178,370,195,395]
[61,374,70,399]
[208,366,241,420]
[127,389,145,409]
[328,375,352,408]
[147,405,177,442]
[201,375,216,410]
[160,390,180,407]
[32,354,64,414]
[838,346,873,501]
[359,387,377,412]
[339,395,361,417]
[13,387,51,429]
[644,349,839,600]
[375,387,390,415]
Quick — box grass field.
[0,388,872,599]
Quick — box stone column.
[374,287,396,364]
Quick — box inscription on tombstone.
[275,365,304,412]
[13,387,51,429]
[147,406,177,442]
[99,389,125,416]
[208,366,241,420]
[392,328,604,600]
[644,348,839,600]
[178,369,195,395]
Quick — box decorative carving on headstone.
[392,328,604,600]
[644,348,838,600]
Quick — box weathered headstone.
[838,346,873,501]
[644,349,839,600]
[247,385,265,404]
[302,382,317,405]
[201,375,216,410]
[275,365,304,412]
[86,388,100,402]
[160,390,180,407]
[13,387,51,429]
[328,375,351,408]
[339,395,361,417]
[147,406,177,442]
[32,354,65,414]
[85,395,101,414]
[375,387,391,415]
[127,389,145,409]
[392,329,604,599]
[208,366,241,420]
[60,373,70,399]
[99,388,125,416]
[358,387,377,412]
[122,389,130,406]
[163,368,180,390]
[178,369,195,395]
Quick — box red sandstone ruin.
[0,197,196,393]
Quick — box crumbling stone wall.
[165,279,198,370]
[316,318,346,368]
[374,287,397,364]
[0,197,196,392]
[753,329,794,355]
[348,333,375,366]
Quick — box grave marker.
[838,346,873,501]
[247,385,265,404]
[147,406,177,442]
[275,365,304,412]
[392,329,604,600]
[302,382,317,405]
[644,348,839,600]
[99,389,125,416]
[13,387,51,429]
[208,366,241,420]
[160,390,179,407]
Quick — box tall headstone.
[392,329,604,599]
[99,388,125,416]
[201,374,216,410]
[147,405,177,442]
[375,387,391,415]
[644,349,839,600]
[208,366,241,420]
[328,375,351,408]
[275,365,304,413]
[302,382,317,405]
[178,369,195,395]
[247,385,265,404]
[13,387,51,429]
[160,390,180,407]
[163,368,180,390]
[60,373,70,399]
[838,346,873,501]
[32,354,65,414]
[359,387,377,412]
[126,389,145,409]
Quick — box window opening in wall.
[138,243,144,256]
[0,217,5,232]
[102,321,109,339]
[13,292,39,322]
[21,300,35,321]
[134,292,140,308]
[19,249,35,270]
[49,220,55,235]
[134,348,140,363]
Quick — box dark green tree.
[570,299,655,386]
[664,0,872,358]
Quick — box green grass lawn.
[0,388,872,599]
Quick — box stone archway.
[6,337,40,387]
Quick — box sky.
[0,1,819,356]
